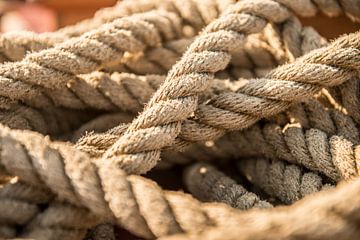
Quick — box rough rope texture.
[238,158,333,204]
[184,162,273,209]
[0,0,359,239]
[95,26,359,174]
[226,101,360,181]
[0,124,258,239]
[0,10,182,108]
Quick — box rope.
[238,158,333,204]
[101,21,360,174]
[0,10,182,107]
[159,175,360,240]
[0,180,53,237]
[184,162,273,209]
[0,100,95,135]
[0,124,258,239]
[0,0,359,239]
[230,105,360,181]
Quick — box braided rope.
[0,180,53,238]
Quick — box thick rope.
[0,180,53,238]
[0,99,95,135]
[0,10,182,108]
[0,124,262,239]
[102,17,360,174]
[238,158,333,204]
[229,104,360,181]
[330,77,360,125]
[100,0,303,174]
[1,34,279,111]
[184,162,273,209]
[159,176,360,240]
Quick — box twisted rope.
[238,158,333,204]
[100,2,360,174]
[159,175,360,240]
[184,162,273,209]
[229,103,360,181]
[0,99,95,135]
[0,10,181,108]
[75,30,360,171]
[0,125,257,239]
[0,180,53,238]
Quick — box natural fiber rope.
[0,35,279,111]
[100,21,360,174]
[0,10,182,108]
[238,158,333,204]
[0,0,354,64]
[1,123,360,239]
[0,0,359,239]
[228,103,360,181]
[75,29,360,168]
[184,162,273,209]
[0,99,95,135]
[159,176,360,240]
[0,124,269,239]
[0,180,53,238]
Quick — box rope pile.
[0,0,359,239]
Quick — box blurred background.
[0,0,358,38]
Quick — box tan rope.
[61,0,360,36]
[230,107,359,181]
[102,24,359,174]
[0,100,95,135]
[1,123,360,239]
[238,158,333,204]
[0,10,181,107]
[159,176,360,240]
[0,125,249,238]
[0,180,53,237]
[184,162,273,209]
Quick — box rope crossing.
[0,0,359,239]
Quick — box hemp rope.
[0,2,332,112]
[159,176,360,240]
[100,23,360,174]
[0,0,352,58]
[99,0,309,174]
[238,158,333,204]
[0,34,281,111]
[0,99,95,135]
[0,124,270,239]
[0,0,358,239]
[229,104,360,181]
[329,78,360,125]
[0,10,182,108]
[184,162,273,209]
[1,123,360,239]
[0,180,53,238]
